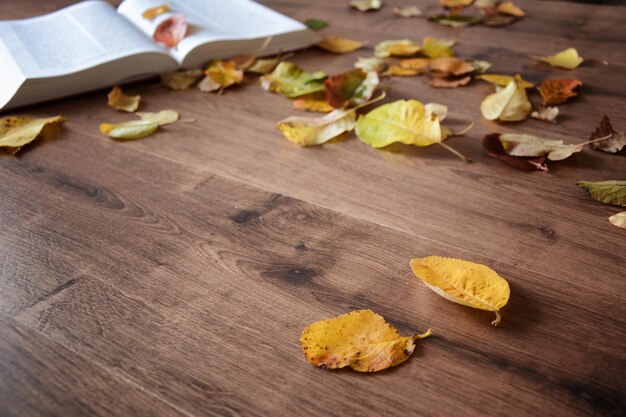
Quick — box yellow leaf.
[532,48,583,70]
[421,36,456,58]
[393,6,423,17]
[374,40,421,58]
[318,35,364,54]
[293,94,334,113]
[0,115,67,154]
[410,256,510,326]
[160,69,203,90]
[480,75,531,122]
[354,56,385,73]
[609,212,626,229]
[246,57,282,74]
[439,0,473,7]
[204,60,244,88]
[107,86,140,112]
[497,2,526,17]
[136,110,179,126]
[99,120,159,140]
[349,0,382,12]
[261,62,327,98]
[429,75,471,88]
[399,58,430,72]
[475,74,534,89]
[384,65,421,77]
[300,309,432,372]
[277,108,357,146]
[429,57,475,76]
[142,4,170,20]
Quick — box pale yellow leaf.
[532,48,583,70]
[0,116,67,154]
[107,86,140,112]
[475,74,534,89]
[609,212,626,229]
[480,76,531,122]
[136,110,179,126]
[142,4,170,20]
[99,120,159,140]
[318,35,364,54]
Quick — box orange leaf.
[142,4,170,20]
[429,57,475,76]
[318,35,364,54]
[293,94,334,113]
[153,15,188,48]
[429,76,471,88]
[537,79,582,105]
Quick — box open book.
[0,0,318,111]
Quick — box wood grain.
[0,1,625,416]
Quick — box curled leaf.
[393,6,423,17]
[142,4,170,20]
[429,14,483,28]
[483,133,548,172]
[374,39,420,58]
[246,56,284,74]
[136,110,179,126]
[261,62,327,98]
[349,0,382,12]
[204,60,244,89]
[304,18,326,30]
[160,69,203,90]
[300,309,432,372]
[293,94,334,113]
[107,86,140,112]
[410,256,510,326]
[475,74,534,89]
[577,180,626,207]
[384,65,421,77]
[398,58,430,73]
[588,116,626,154]
[325,70,379,108]
[429,57,475,76]
[537,79,582,105]
[498,133,584,161]
[277,94,383,146]
[496,2,525,17]
[421,37,456,58]
[0,116,67,154]
[354,56,386,73]
[153,14,188,48]
[531,106,559,124]
[480,76,531,122]
[429,75,471,88]
[318,35,364,54]
[197,76,221,93]
[532,48,583,70]
[609,212,626,229]
[99,120,159,140]
[482,13,518,27]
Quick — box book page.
[0,0,167,78]
[118,0,309,64]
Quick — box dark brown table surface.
[1,1,625,416]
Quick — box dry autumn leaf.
[107,86,140,112]
[532,48,583,70]
[577,180,626,207]
[318,35,364,54]
[410,256,510,326]
[429,57,475,76]
[142,4,170,20]
[496,1,525,16]
[393,6,423,17]
[537,79,582,105]
[531,106,559,124]
[398,58,430,73]
[384,65,421,77]
[153,14,188,48]
[483,133,548,172]
[261,62,327,98]
[588,116,626,154]
[160,69,203,90]
[247,56,285,74]
[429,14,483,28]
[204,60,244,90]
[480,76,532,122]
[293,94,334,113]
[354,56,386,73]
[475,74,534,89]
[421,37,456,58]
[136,109,179,125]
[325,70,379,108]
[439,0,473,7]
[609,212,626,229]
[349,0,383,12]
[498,133,585,161]
[429,76,471,88]
[355,99,472,161]
[300,309,432,372]
[0,116,67,154]
[100,120,159,140]
[374,39,420,58]
[277,94,384,146]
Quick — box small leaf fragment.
[160,69,203,90]
[204,60,244,89]
[421,37,456,58]
[354,56,386,73]
[475,74,533,89]
[609,212,626,229]
[318,35,364,54]
[304,18,327,31]
[498,133,583,161]
[142,4,170,20]
[577,180,626,207]
[429,57,475,76]
[349,0,383,12]
[261,62,327,98]
[531,106,559,124]
[325,70,379,108]
[588,116,626,154]
[537,79,582,105]
[107,86,140,112]
[429,75,471,88]
[496,2,525,17]
[136,109,179,126]
[483,133,548,172]
[0,116,67,154]
[99,120,160,140]
[532,48,583,70]
[246,57,283,74]
[300,309,432,372]
[429,14,483,28]
[153,14,188,48]
[480,76,531,122]
[293,94,334,113]
[398,58,430,73]
[410,256,510,326]
[393,6,423,17]
[374,39,420,58]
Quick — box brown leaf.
[153,15,188,48]
[537,79,582,105]
[325,69,378,108]
[589,116,626,154]
[483,133,548,172]
[429,57,475,76]
[429,75,471,88]
[160,69,203,90]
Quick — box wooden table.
[1,1,625,416]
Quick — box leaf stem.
[413,328,434,340]
[491,310,501,327]
[438,142,472,163]
[575,134,612,147]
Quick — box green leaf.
[577,180,626,207]
[261,62,327,98]
[99,120,160,140]
[304,18,327,30]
